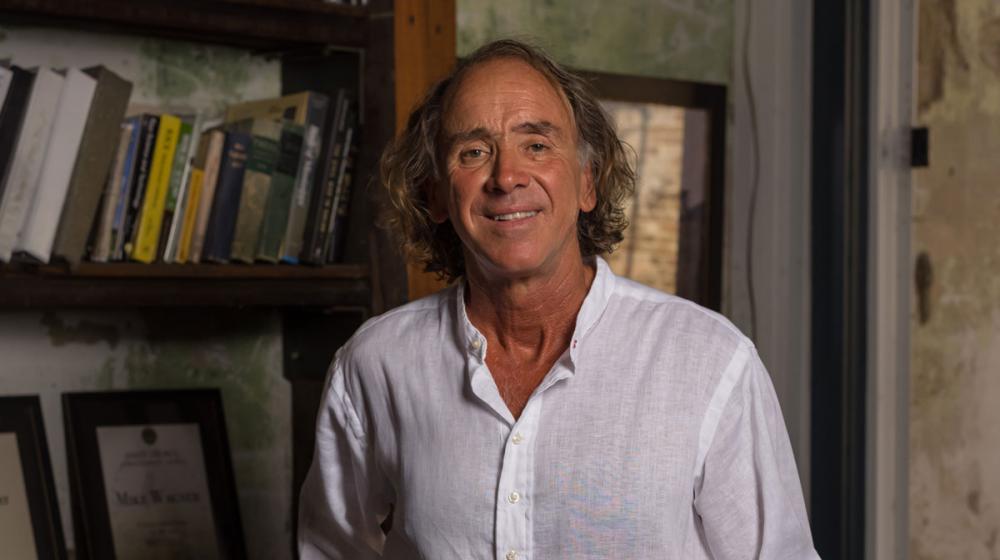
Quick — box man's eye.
[461,148,487,159]
[528,143,547,152]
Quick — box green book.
[255,122,303,262]
[230,119,281,263]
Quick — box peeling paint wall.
[911,1,1000,558]
[457,0,733,84]
[0,26,291,559]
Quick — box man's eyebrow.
[446,127,492,147]
[512,121,562,137]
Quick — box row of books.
[0,63,358,267]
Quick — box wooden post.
[394,0,455,301]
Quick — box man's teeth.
[492,211,538,221]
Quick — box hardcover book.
[302,90,349,265]
[0,66,34,210]
[17,68,98,263]
[50,66,133,265]
[255,123,303,262]
[188,128,226,263]
[200,131,251,263]
[158,117,195,262]
[279,92,329,263]
[118,114,159,260]
[132,113,181,263]
[90,120,137,262]
[229,119,280,263]
[0,67,64,262]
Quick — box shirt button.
[470,339,482,350]
[506,550,518,560]
[511,432,524,445]
[508,491,521,504]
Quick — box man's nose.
[489,148,529,193]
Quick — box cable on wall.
[741,0,761,341]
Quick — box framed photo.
[63,389,245,560]
[0,395,67,560]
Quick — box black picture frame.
[63,389,246,560]
[0,395,67,560]
[577,69,727,311]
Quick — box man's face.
[431,58,596,282]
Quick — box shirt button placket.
[496,396,541,560]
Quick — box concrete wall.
[457,0,733,84]
[0,26,292,559]
[910,0,1000,557]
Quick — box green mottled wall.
[0,26,291,560]
[457,0,733,84]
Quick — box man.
[299,39,819,559]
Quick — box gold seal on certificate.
[0,432,39,560]
[97,423,220,560]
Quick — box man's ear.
[579,161,597,213]
[426,180,449,224]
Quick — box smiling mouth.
[490,211,538,221]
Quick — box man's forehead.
[442,58,575,132]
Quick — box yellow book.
[132,114,181,263]
[176,168,204,263]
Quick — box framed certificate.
[63,389,245,560]
[0,396,67,560]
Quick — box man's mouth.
[490,211,538,221]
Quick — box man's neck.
[464,255,596,358]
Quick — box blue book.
[201,130,251,263]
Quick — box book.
[200,130,251,263]
[324,121,356,263]
[157,117,195,262]
[131,114,180,263]
[0,67,64,262]
[0,67,13,122]
[188,128,225,263]
[255,123,303,262]
[90,120,137,262]
[0,66,34,206]
[175,168,204,264]
[279,92,329,263]
[50,66,133,265]
[302,90,349,265]
[229,119,280,263]
[108,116,144,261]
[224,91,317,126]
[118,114,159,260]
[17,68,98,263]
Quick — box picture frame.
[0,395,67,560]
[63,389,246,560]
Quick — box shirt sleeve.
[693,344,821,559]
[298,354,393,559]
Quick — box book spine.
[200,131,251,263]
[0,67,35,205]
[51,66,133,265]
[90,121,136,262]
[280,92,328,263]
[17,68,98,263]
[324,125,356,263]
[230,131,279,263]
[0,68,64,262]
[132,114,180,263]
[303,91,348,265]
[157,119,194,262]
[189,129,226,263]
[119,114,158,260]
[255,123,303,262]
[175,168,204,263]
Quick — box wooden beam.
[394,0,455,301]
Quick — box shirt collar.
[453,256,617,367]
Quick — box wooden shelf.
[0,0,370,49]
[0,263,370,308]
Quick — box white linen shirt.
[299,257,820,559]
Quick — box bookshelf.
[0,0,452,312]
